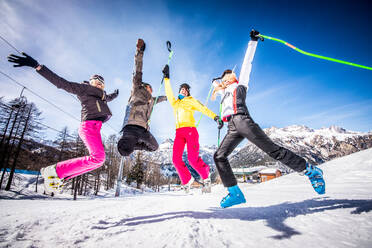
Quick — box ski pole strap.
[258,34,372,71]
[196,84,214,128]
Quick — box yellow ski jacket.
[164,78,217,129]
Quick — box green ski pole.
[258,34,372,71]
[148,41,174,126]
[195,84,214,128]
[217,102,222,147]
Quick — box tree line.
[0,96,179,199]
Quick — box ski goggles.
[90,75,105,84]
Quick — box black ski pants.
[117,125,159,156]
[214,114,306,187]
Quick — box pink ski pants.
[56,120,105,180]
[172,127,210,184]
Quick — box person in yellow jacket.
[162,65,223,191]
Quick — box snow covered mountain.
[140,138,217,166]
[139,138,220,178]
[142,125,372,170]
[230,125,372,168]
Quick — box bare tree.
[0,97,43,190]
[55,127,73,162]
[0,97,27,185]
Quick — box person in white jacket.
[212,30,325,208]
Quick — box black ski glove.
[136,39,146,52]
[214,116,224,129]
[114,89,119,95]
[162,64,169,79]
[250,30,260,41]
[7,52,39,68]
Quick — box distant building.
[232,166,267,183]
[259,168,282,182]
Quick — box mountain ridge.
[143,125,372,173]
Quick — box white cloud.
[1,0,371,150]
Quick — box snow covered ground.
[1,148,372,248]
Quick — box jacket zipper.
[96,100,102,112]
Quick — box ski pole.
[258,34,372,71]
[148,41,174,126]
[217,102,222,147]
[195,83,214,128]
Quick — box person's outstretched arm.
[7,52,85,95]
[190,98,223,129]
[131,39,145,93]
[239,30,259,89]
[190,98,217,120]
[155,95,167,104]
[106,89,119,102]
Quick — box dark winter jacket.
[37,65,118,123]
[122,49,167,130]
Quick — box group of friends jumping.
[7,30,325,208]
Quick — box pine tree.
[127,152,144,189]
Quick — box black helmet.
[179,83,191,96]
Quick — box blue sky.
[0,0,371,146]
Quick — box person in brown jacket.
[117,39,167,156]
[7,52,118,194]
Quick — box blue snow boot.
[304,163,325,195]
[220,185,246,208]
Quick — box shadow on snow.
[92,197,372,240]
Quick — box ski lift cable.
[35,121,77,139]
[0,34,22,54]
[0,34,120,133]
[1,101,87,140]
[0,70,120,134]
[258,34,372,71]
[0,34,80,103]
[1,101,120,148]
[0,70,81,123]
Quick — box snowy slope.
[1,149,372,247]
